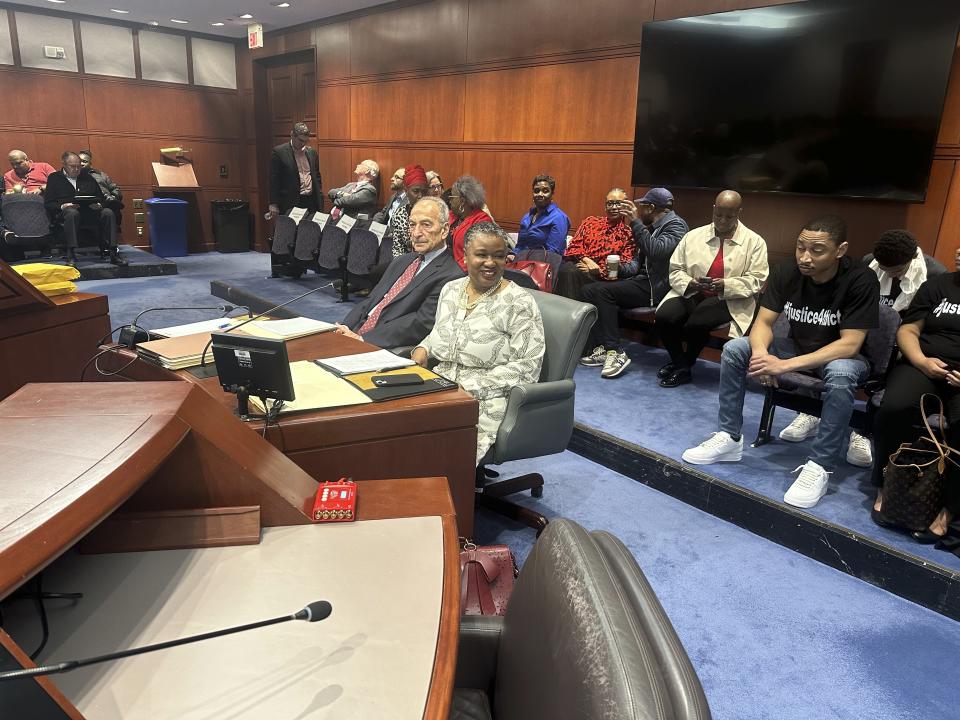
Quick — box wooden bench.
[618,305,731,363]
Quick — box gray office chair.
[0,193,55,261]
[450,518,712,720]
[476,290,596,534]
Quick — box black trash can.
[211,199,250,253]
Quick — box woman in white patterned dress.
[412,222,545,463]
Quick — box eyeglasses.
[430,183,443,189]
[605,200,625,206]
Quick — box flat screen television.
[630,0,960,202]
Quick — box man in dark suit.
[336,196,464,350]
[44,151,126,266]
[268,122,324,274]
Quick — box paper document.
[288,207,307,223]
[369,221,387,241]
[336,214,357,233]
[311,212,330,230]
[248,361,372,414]
[315,349,416,376]
[152,317,245,338]
[241,317,335,340]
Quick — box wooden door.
[253,54,316,250]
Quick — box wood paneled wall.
[239,0,960,265]
[0,62,244,252]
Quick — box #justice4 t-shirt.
[902,272,960,366]
[761,255,879,355]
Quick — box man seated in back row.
[779,228,947,469]
[5,150,55,193]
[334,195,464,350]
[44,151,126,266]
[682,215,879,510]
[579,187,688,378]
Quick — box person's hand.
[333,323,362,342]
[619,200,639,223]
[747,352,792,379]
[267,203,279,219]
[711,278,724,292]
[411,346,429,367]
[61,202,78,210]
[577,257,600,275]
[90,202,102,211]
[946,369,960,387]
[918,356,949,381]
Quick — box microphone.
[199,282,334,368]
[118,304,253,348]
[0,600,332,682]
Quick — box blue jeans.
[718,336,869,470]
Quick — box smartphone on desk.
[371,373,425,387]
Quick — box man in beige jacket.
[653,190,768,387]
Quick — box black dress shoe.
[109,251,128,266]
[870,507,896,529]
[659,367,692,388]
[911,528,946,544]
[657,362,679,380]
[64,252,77,267]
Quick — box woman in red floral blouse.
[554,188,637,300]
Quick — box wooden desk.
[0,382,458,719]
[97,331,480,535]
[0,279,110,401]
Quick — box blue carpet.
[77,251,960,719]
[571,341,960,571]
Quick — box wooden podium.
[0,382,459,718]
[0,259,110,400]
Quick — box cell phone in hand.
[698,277,715,286]
[371,373,425,387]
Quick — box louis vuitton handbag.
[879,394,960,532]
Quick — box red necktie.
[358,255,422,334]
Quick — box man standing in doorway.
[267,122,324,274]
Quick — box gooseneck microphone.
[199,282,334,367]
[118,304,252,348]
[0,600,332,682]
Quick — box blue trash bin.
[145,197,189,257]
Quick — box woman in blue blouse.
[512,175,571,274]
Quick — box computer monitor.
[210,332,295,419]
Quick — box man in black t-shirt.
[783,229,947,467]
[682,215,879,509]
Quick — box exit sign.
[248,24,263,50]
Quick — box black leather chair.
[450,518,712,720]
[476,290,596,534]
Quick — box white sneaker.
[784,461,830,508]
[579,345,606,367]
[779,413,820,442]
[846,431,873,468]
[682,432,743,465]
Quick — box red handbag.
[459,540,518,616]
[507,249,555,292]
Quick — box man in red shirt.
[4,150,55,193]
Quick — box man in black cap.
[580,187,688,378]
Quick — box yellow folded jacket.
[34,281,77,297]
[12,263,81,286]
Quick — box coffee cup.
[606,254,620,279]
